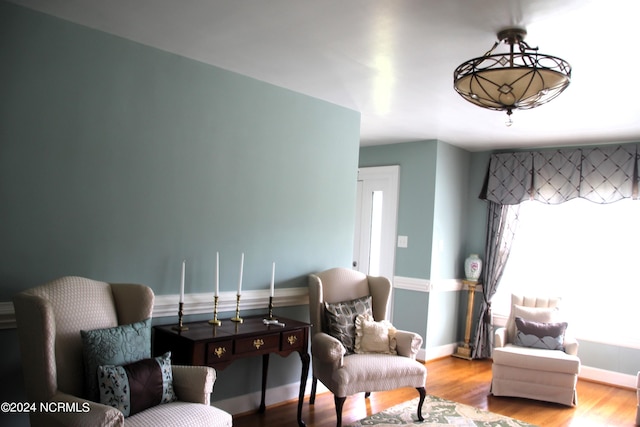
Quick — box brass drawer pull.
[253,339,264,349]
[287,335,298,345]
[214,347,226,358]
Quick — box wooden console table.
[153,315,310,427]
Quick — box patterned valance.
[480,144,640,205]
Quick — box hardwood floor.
[232,356,637,427]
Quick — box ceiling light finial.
[453,28,571,120]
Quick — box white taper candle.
[238,252,244,295]
[270,262,275,297]
[215,252,219,297]
[180,259,185,303]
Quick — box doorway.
[352,166,400,281]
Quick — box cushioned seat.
[492,344,580,374]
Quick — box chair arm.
[312,332,345,368]
[395,330,422,359]
[564,336,579,356]
[494,327,507,348]
[172,365,216,405]
[41,391,123,427]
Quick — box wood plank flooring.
[232,356,637,427]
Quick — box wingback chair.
[308,268,427,427]
[13,276,232,427]
[491,294,581,406]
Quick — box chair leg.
[310,377,318,404]
[334,395,346,427]
[416,386,426,422]
[364,392,371,398]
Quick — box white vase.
[464,254,482,281]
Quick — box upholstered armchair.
[308,268,427,427]
[13,276,232,427]
[491,294,581,406]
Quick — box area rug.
[346,395,538,426]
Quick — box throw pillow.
[354,314,397,354]
[98,352,177,417]
[514,316,568,351]
[324,295,372,353]
[81,318,152,402]
[509,305,559,342]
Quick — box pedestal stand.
[453,280,477,360]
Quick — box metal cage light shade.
[453,28,571,121]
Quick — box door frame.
[353,165,400,282]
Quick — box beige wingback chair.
[308,268,427,427]
[13,276,232,427]
[491,294,581,406]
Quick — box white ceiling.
[9,0,640,151]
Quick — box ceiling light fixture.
[453,28,571,126]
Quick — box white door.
[352,166,400,280]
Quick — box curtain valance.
[480,144,639,205]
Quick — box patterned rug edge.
[346,394,539,427]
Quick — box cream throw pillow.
[354,314,397,354]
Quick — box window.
[493,198,640,349]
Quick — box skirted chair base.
[491,344,580,406]
[311,352,427,422]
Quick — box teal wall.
[0,2,360,423]
[359,140,437,279]
[359,140,469,348]
[431,141,470,280]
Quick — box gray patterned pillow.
[98,352,177,417]
[514,316,568,351]
[81,319,151,402]
[324,295,372,353]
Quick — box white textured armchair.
[13,276,232,427]
[491,294,581,406]
[308,268,427,427]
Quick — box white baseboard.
[212,377,328,415]
[421,343,458,362]
[579,365,637,389]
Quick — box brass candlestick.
[231,294,243,323]
[267,296,277,321]
[208,295,222,326]
[172,302,189,331]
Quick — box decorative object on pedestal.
[453,280,477,360]
[464,254,482,281]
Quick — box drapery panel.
[480,144,639,205]
[472,202,520,359]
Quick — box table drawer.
[206,340,233,364]
[281,329,305,351]
[235,333,280,354]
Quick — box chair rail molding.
[0,287,310,329]
[393,276,479,293]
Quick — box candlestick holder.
[231,294,243,323]
[266,296,277,321]
[208,295,222,326]
[172,302,189,331]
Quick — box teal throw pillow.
[98,352,177,417]
[81,319,151,402]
